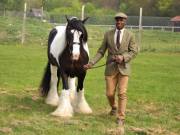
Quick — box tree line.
[0,0,179,17]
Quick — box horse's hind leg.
[74,73,92,114]
[45,64,59,106]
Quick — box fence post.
[138,7,143,51]
[3,8,6,17]
[161,26,164,31]
[81,5,85,20]
[21,2,27,45]
[41,6,43,21]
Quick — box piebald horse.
[39,16,92,117]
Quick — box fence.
[0,11,180,52]
[0,10,176,25]
[86,25,180,52]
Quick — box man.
[84,12,138,126]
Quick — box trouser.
[105,72,129,120]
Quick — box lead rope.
[90,63,107,69]
[90,60,114,69]
[89,53,111,69]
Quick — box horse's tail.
[39,62,51,97]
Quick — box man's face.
[115,17,126,30]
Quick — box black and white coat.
[40,17,92,117]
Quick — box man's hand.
[83,63,93,70]
[112,55,124,64]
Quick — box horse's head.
[65,16,89,60]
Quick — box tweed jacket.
[90,28,138,76]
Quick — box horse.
[39,16,92,117]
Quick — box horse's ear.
[65,15,70,23]
[82,17,89,24]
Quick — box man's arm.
[122,33,138,63]
[84,32,108,69]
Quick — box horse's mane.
[66,18,88,43]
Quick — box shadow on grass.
[0,92,55,116]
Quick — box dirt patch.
[106,127,125,135]
[0,31,7,40]
[17,105,32,110]
[0,127,12,133]
[10,119,31,127]
[174,115,180,121]
[144,102,162,113]
[129,126,178,135]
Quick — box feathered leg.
[45,65,59,106]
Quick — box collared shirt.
[114,28,125,45]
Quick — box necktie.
[116,30,120,49]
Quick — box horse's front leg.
[68,77,76,103]
[74,72,92,114]
[45,65,59,106]
[51,71,73,117]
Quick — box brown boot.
[109,107,117,115]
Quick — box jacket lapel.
[118,29,127,50]
[110,29,119,51]
[109,29,118,51]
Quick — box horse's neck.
[50,26,67,64]
[83,42,89,56]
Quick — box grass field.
[0,16,180,135]
[0,44,180,135]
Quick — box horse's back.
[49,26,67,66]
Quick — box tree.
[156,0,173,16]
[0,0,24,11]
[170,0,180,16]
[26,0,43,9]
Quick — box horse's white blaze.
[72,44,80,60]
[45,65,59,106]
[74,89,92,114]
[72,30,82,60]
[51,90,73,117]
[73,30,82,43]
[50,26,66,65]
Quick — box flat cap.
[115,12,127,19]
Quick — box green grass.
[0,16,52,45]
[0,45,180,135]
[0,16,180,135]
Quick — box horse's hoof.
[74,102,92,114]
[45,91,59,106]
[51,110,73,117]
[45,95,59,106]
[75,108,92,114]
[51,90,74,117]
[45,99,59,106]
[74,90,92,114]
[51,104,74,117]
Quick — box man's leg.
[117,74,129,121]
[105,72,118,114]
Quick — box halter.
[72,42,81,45]
[66,17,87,57]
